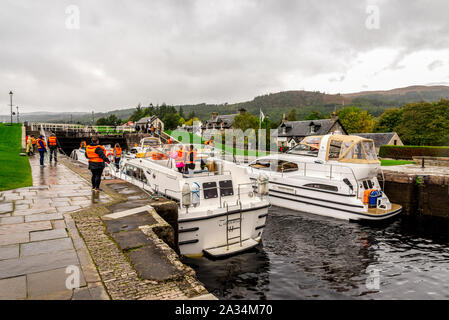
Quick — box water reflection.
[184,207,449,300]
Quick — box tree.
[129,104,144,122]
[337,106,375,133]
[163,112,181,131]
[179,107,185,119]
[233,112,260,131]
[96,114,122,126]
[304,110,326,120]
[178,117,185,126]
[374,108,403,133]
[396,99,449,145]
[287,108,297,121]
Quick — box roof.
[275,119,343,137]
[203,114,237,128]
[136,115,159,124]
[353,132,397,148]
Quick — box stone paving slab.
[0,203,13,214]
[30,228,68,242]
[0,233,29,246]
[21,238,74,257]
[0,250,79,278]
[0,276,27,300]
[0,216,24,225]
[25,213,63,222]
[0,244,19,260]
[0,221,52,235]
[27,266,86,300]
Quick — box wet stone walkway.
[0,156,111,299]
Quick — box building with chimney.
[201,108,248,134]
[272,112,347,149]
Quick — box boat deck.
[366,203,402,215]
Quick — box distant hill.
[3,85,449,124]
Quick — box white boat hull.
[178,204,269,257]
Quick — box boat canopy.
[324,135,379,164]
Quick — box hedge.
[379,145,449,160]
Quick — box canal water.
[183,206,449,300]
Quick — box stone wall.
[381,172,449,218]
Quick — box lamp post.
[16,106,19,123]
[9,91,13,125]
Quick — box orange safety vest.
[175,150,184,163]
[167,138,172,144]
[37,138,46,149]
[113,147,122,158]
[86,145,106,163]
[185,150,197,164]
[31,138,36,145]
[48,136,57,146]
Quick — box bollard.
[422,158,425,168]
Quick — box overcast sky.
[2,0,449,113]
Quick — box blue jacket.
[37,138,46,151]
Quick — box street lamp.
[9,91,13,125]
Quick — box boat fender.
[257,173,269,195]
[182,183,191,208]
[191,182,201,207]
[369,190,380,208]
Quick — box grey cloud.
[1,0,449,113]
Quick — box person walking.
[112,143,122,170]
[47,132,58,163]
[36,135,47,166]
[85,136,110,192]
[175,147,185,173]
[184,144,197,177]
[150,124,155,137]
[26,135,33,156]
[31,135,37,154]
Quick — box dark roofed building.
[353,132,403,153]
[201,108,247,132]
[273,113,347,149]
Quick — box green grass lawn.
[380,159,415,166]
[166,130,270,157]
[0,123,32,191]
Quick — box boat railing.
[278,162,360,197]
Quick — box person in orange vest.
[47,132,58,163]
[31,135,37,154]
[184,144,197,176]
[113,143,122,170]
[85,136,110,192]
[167,137,172,144]
[36,135,47,166]
[80,140,87,149]
[175,147,184,173]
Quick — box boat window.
[304,183,338,192]
[203,182,218,199]
[342,142,366,160]
[219,180,234,197]
[249,159,271,170]
[287,144,319,157]
[328,140,342,159]
[362,141,377,160]
[274,160,298,172]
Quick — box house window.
[282,127,286,135]
[310,126,315,134]
[393,140,397,145]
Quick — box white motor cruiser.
[70,144,114,166]
[111,143,270,258]
[243,134,401,221]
